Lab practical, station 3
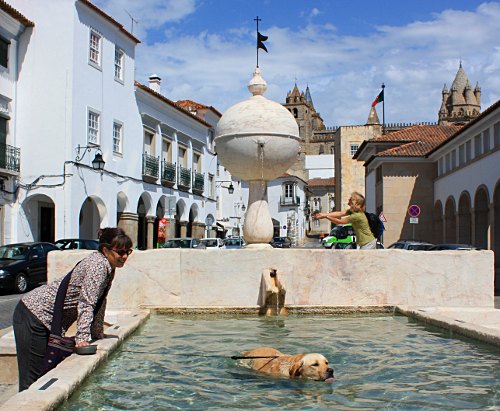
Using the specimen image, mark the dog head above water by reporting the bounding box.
[289,353,335,381]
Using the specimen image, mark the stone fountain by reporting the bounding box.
[215,68,300,246]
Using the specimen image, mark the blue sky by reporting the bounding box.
[95,0,500,126]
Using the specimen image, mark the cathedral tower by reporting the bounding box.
[438,63,481,125]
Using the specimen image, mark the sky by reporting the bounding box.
[94,0,500,127]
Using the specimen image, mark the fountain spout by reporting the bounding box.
[258,268,288,316]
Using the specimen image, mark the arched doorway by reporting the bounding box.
[79,196,106,239]
[153,199,165,248]
[21,194,55,242]
[444,197,456,244]
[474,187,489,250]
[494,182,500,294]
[433,201,443,244]
[458,192,472,244]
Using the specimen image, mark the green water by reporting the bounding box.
[60,314,499,410]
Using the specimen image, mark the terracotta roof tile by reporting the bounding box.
[0,0,34,26]
[307,177,336,187]
[373,125,462,157]
[176,99,222,118]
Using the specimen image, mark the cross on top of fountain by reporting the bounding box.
[215,67,300,246]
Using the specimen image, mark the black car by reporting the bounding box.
[55,238,99,250]
[388,240,434,251]
[427,243,478,251]
[270,237,292,248]
[0,242,59,293]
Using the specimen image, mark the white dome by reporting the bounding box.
[215,68,300,181]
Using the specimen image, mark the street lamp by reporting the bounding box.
[216,180,235,194]
[75,145,106,171]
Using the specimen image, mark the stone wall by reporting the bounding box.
[47,249,495,309]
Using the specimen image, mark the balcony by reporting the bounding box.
[192,171,204,195]
[0,143,20,175]
[142,153,159,183]
[280,195,300,206]
[161,160,176,187]
[177,165,191,191]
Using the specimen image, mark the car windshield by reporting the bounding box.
[225,239,241,246]
[0,245,29,260]
[163,240,192,248]
[202,240,219,247]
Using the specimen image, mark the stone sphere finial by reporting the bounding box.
[248,67,267,96]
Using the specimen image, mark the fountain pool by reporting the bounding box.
[59,313,499,410]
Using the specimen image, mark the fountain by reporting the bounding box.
[258,268,287,316]
[215,67,300,246]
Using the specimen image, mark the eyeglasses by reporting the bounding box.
[111,248,133,257]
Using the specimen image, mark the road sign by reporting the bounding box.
[408,205,421,217]
[379,212,387,222]
[205,215,214,227]
[410,217,419,224]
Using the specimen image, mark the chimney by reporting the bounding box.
[148,74,161,93]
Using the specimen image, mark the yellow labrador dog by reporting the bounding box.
[237,347,335,382]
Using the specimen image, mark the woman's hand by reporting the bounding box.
[75,341,90,347]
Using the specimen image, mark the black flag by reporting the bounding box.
[257,31,268,52]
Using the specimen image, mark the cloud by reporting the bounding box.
[95,1,500,126]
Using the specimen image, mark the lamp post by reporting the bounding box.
[216,180,234,194]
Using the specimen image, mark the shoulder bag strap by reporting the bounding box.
[50,262,81,336]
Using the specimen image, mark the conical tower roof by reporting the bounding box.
[366,106,380,125]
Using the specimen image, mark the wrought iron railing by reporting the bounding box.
[192,171,204,193]
[280,195,300,206]
[142,153,159,179]
[161,160,176,184]
[0,143,20,173]
[178,165,191,188]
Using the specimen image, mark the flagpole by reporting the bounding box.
[381,82,385,134]
[254,16,261,67]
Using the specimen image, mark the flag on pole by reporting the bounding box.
[371,89,384,107]
[257,32,268,52]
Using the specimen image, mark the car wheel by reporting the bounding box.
[15,273,28,293]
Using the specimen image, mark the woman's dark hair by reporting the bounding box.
[98,227,133,252]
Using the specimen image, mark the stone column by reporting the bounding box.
[117,212,138,249]
[179,221,188,237]
[146,215,156,250]
[244,180,273,245]
[470,207,476,245]
[193,222,205,238]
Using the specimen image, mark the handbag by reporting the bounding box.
[42,262,111,374]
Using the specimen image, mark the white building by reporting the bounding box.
[2,0,218,248]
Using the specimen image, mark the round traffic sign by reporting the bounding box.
[205,215,214,226]
[408,205,421,217]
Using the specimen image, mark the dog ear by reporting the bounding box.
[289,356,305,377]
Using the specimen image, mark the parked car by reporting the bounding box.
[427,244,478,251]
[0,242,60,293]
[388,240,434,251]
[199,238,224,248]
[222,237,246,249]
[270,237,292,248]
[55,238,99,250]
[161,238,205,249]
[322,224,356,249]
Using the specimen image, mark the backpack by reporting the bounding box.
[364,212,385,239]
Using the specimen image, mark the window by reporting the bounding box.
[178,146,187,167]
[143,130,154,155]
[445,153,451,172]
[451,150,456,169]
[89,30,101,66]
[494,122,500,148]
[87,110,100,144]
[465,140,472,161]
[208,174,214,198]
[458,144,465,166]
[193,152,201,172]
[162,138,172,162]
[284,183,294,199]
[482,129,491,152]
[438,158,443,176]
[474,134,482,157]
[208,129,215,152]
[376,166,382,183]
[113,122,122,153]
[114,47,124,81]
[350,144,359,157]
[0,37,8,68]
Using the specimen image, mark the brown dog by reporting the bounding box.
[238,347,335,382]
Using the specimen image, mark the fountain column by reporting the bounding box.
[215,67,300,247]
